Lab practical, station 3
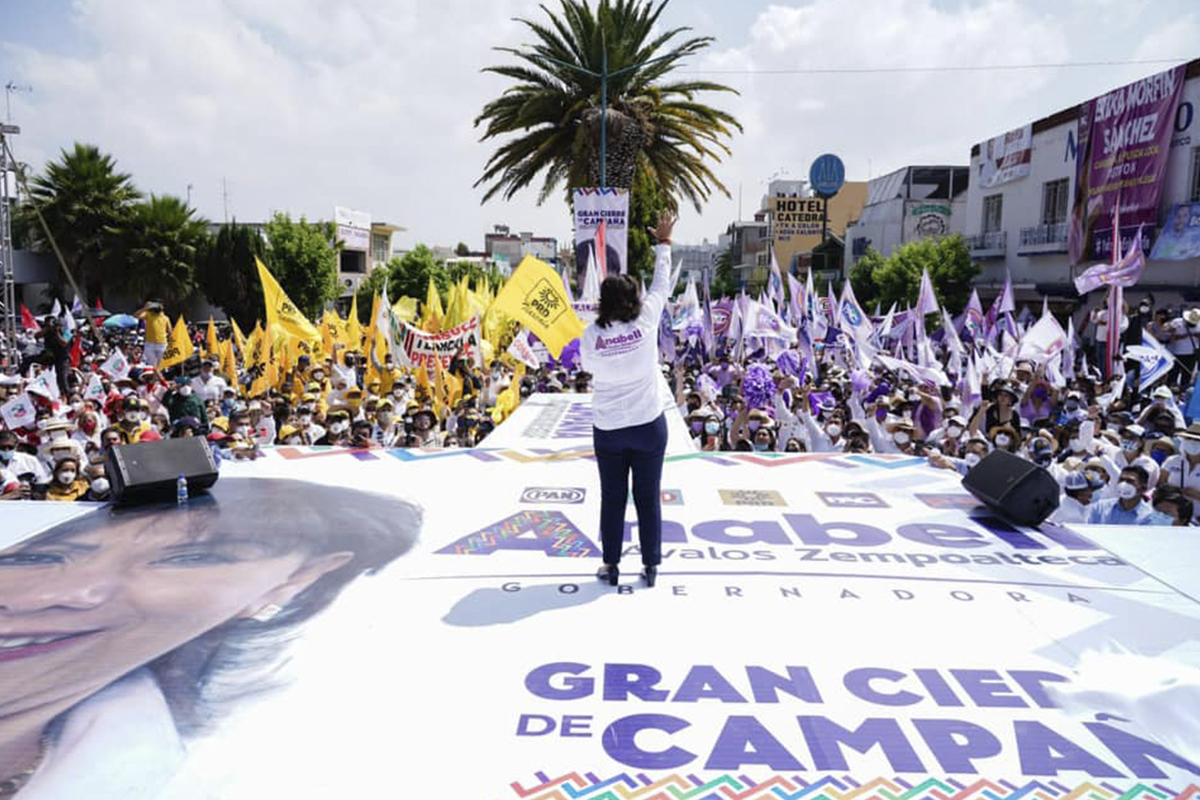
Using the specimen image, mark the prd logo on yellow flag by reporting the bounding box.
[256,257,321,343]
[490,255,582,358]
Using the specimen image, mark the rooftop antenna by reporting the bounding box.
[4,83,31,124]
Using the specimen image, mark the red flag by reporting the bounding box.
[20,304,39,331]
[94,296,103,310]
[69,333,83,368]
[594,219,608,277]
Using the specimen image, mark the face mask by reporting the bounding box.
[379,413,393,424]
[947,425,963,438]
[71,401,84,412]
[826,424,842,438]
[1117,482,1139,500]
[330,422,347,434]
[125,413,140,423]
[393,390,405,399]
[0,450,12,463]
[140,411,149,422]
[690,421,703,434]
[179,385,192,396]
[893,431,911,445]
[313,371,324,381]
[237,425,252,436]
[995,434,1011,447]
[285,436,301,445]
[1150,449,1169,465]
[964,453,981,467]
[704,421,720,435]
[57,471,76,484]
[1065,403,1079,412]
[753,442,770,452]
[1182,440,1200,457]
[300,415,312,425]
[91,478,109,495]
[1121,439,1140,453]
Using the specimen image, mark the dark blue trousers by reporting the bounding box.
[593,413,668,567]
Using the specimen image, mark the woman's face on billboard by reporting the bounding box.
[0,515,350,718]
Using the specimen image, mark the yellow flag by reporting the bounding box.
[489,255,582,358]
[392,296,418,322]
[231,317,248,356]
[421,277,444,333]
[346,294,364,353]
[220,338,238,387]
[491,363,525,424]
[205,317,218,357]
[245,322,266,371]
[256,257,321,342]
[159,317,195,370]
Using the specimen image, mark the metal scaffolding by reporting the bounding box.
[0,124,18,369]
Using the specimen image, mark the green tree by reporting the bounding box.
[848,246,884,310]
[871,235,979,314]
[103,195,208,312]
[711,245,737,299]
[625,166,669,281]
[454,242,471,257]
[22,143,140,297]
[474,0,741,211]
[356,245,450,320]
[197,221,270,329]
[261,212,340,320]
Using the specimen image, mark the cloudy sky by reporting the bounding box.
[2,0,1197,251]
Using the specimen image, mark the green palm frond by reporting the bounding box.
[475,0,739,211]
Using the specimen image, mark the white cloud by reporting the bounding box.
[2,0,1197,252]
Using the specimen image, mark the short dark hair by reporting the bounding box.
[596,274,641,328]
[1120,465,1150,488]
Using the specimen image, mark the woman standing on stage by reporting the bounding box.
[581,211,676,588]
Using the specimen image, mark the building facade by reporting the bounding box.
[674,241,720,285]
[484,224,558,274]
[844,165,969,270]
[963,59,1200,312]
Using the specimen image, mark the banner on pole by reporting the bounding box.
[573,188,629,278]
[388,316,482,371]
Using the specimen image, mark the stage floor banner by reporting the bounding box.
[484,390,696,454]
[1,448,1199,799]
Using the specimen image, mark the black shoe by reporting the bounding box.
[597,564,619,586]
[641,566,657,588]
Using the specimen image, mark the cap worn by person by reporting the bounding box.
[1183,308,1200,326]
[1123,424,1146,439]
[1063,471,1091,492]
[1153,385,1173,400]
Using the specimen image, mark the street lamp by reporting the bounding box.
[525,38,676,189]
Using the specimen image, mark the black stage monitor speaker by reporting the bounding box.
[105,437,219,503]
[961,449,1059,527]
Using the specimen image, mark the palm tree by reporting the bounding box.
[22,143,140,296]
[474,0,741,210]
[105,195,209,310]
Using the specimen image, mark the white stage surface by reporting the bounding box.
[2,396,1200,799]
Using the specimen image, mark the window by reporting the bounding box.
[1041,178,1070,225]
[1191,146,1200,202]
[982,194,1003,233]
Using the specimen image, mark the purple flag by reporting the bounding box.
[1074,225,1146,294]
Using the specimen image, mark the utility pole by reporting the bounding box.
[4,83,31,125]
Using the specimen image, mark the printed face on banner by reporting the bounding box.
[3,423,1200,797]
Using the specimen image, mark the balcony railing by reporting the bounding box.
[1019,222,1068,248]
[968,230,1007,254]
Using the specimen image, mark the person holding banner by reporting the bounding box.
[582,211,676,588]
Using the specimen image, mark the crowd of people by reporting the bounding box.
[2,290,1200,527]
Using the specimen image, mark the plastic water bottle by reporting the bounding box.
[176,474,188,505]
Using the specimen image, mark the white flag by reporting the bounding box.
[506,328,541,369]
[0,392,37,429]
[100,348,130,380]
[1016,314,1068,364]
[26,369,61,403]
[83,372,107,402]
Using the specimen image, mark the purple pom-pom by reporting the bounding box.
[742,363,776,410]
[775,350,801,378]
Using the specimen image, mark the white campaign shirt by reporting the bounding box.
[581,244,673,431]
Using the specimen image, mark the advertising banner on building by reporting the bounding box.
[770,196,826,244]
[2,433,1200,799]
[978,124,1033,189]
[573,188,629,277]
[1068,65,1187,263]
[903,201,953,241]
[1150,201,1200,260]
[334,206,371,251]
